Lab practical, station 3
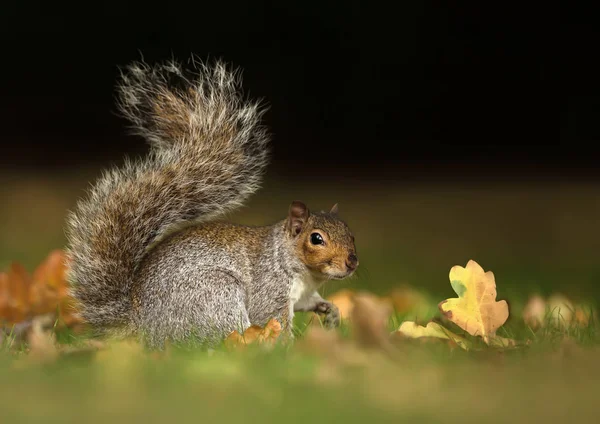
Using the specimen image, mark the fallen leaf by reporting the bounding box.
[523,294,546,330]
[225,318,282,350]
[486,335,518,349]
[394,321,472,350]
[438,260,509,344]
[546,294,574,327]
[0,250,84,330]
[0,263,32,324]
[27,315,59,363]
[326,289,393,324]
[326,289,355,320]
[523,293,597,329]
[350,292,394,349]
[574,303,597,326]
[30,250,69,311]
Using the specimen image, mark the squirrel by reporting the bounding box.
[65,57,359,348]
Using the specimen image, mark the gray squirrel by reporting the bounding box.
[65,57,359,348]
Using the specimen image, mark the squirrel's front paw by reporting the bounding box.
[315,301,340,329]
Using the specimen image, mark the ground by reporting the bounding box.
[1,171,599,423]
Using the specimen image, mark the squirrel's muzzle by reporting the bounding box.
[346,253,359,271]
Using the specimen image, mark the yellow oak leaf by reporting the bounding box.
[438,260,509,344]
[394,321,471,350]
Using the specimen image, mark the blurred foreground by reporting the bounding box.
[1,170,599,423]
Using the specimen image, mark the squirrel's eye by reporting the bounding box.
[310,233,324,245]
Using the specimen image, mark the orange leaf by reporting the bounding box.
[0,262,32,324]
[225,318,282,349]
[29,250,69,316]
[350,292,394,349]
[0,250,84,330]
[326,289,393,323]
[326,289,356,320]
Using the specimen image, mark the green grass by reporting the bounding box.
[1,171,599,422]
[1,315,599,423]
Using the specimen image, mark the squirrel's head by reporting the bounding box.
[285,200,358,280]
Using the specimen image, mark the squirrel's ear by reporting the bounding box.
[287,201,310,236]
[330,203,339,215]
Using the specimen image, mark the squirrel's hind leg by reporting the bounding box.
[134,269,251,349]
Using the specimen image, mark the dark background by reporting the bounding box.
[0,2,588,180]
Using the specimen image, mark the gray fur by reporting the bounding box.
[65,56,357,348]
[133,222,303,348]
[65,58,269,331]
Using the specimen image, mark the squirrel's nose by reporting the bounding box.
[346,253,359,271]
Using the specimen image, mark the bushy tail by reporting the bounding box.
[65,57,270,330]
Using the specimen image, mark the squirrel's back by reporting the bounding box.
[65,57,270,331]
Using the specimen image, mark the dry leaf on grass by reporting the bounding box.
[351,292,394,349]
[326,289,393,323]
[523,293,597,329]
[438,260,510,345]
[522,294,547,330]
[0,262,32,323]
[546,294,575,326]
[326,289,356,320]
[225,318,282,350]
[393,321,472,350]
[574,303,597,326]
[486,335,519,348]
[0,250,83,330]
[10,315,60,368]
[26,315,59,363]
[326,285,428,325]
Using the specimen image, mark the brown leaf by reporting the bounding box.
[225,318,282,350]
[27,315,59,363]
[29,249,69,315]
[326,289,356,320]
[350,292,393,349]
[326,289,394,325]
[574,304,597,326]
[0,262,32,324]
[523,293,597,329]
[0,250,84,331]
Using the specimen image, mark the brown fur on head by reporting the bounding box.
[286,201,358,280]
